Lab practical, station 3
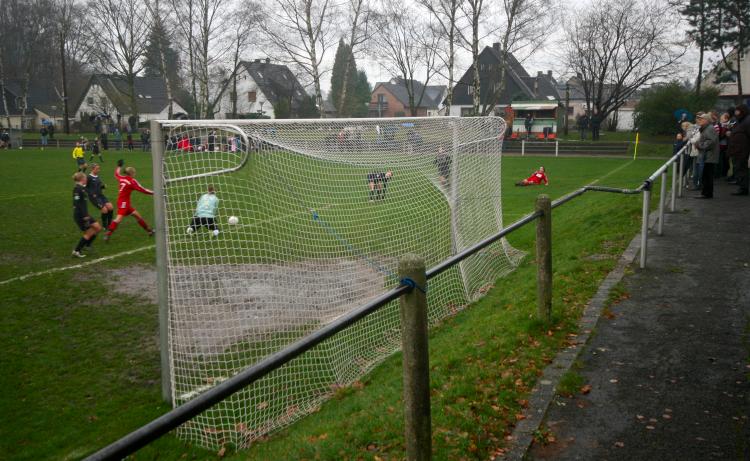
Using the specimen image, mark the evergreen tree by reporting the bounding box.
[143,21,181,87]
[351,70,371,117]
[298,95,321,118]
[329,39,358,117]
[679,0,718,94]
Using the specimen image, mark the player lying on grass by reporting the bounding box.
[72,172,102,258]
[187,185,220,237]
[367,170,393,201]
[515,166,549,186]
[104,159,154,241]
[86,163,114,229]
[72,142,86,172]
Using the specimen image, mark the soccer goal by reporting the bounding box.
[151,116,523,449]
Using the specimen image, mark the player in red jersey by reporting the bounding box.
[103,159,154,241]
[515,166,549,186]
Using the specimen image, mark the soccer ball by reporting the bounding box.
[228,216,239,225]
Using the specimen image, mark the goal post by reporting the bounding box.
[151,116,523,448]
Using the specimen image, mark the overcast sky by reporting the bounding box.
[301,0,715,96]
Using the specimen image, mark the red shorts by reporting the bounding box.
[117,201,135,216]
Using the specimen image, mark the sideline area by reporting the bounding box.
[516,181,750,460]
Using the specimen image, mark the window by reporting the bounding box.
[468,86,474,95]
[248,91,257,102]
[87,97,94,105]
[377,94,385,104]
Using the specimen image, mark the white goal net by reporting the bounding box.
[155,116,523,449]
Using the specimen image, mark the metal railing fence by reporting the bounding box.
[84,138,689,461]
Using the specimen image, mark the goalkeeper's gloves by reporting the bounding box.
[117,159,124,167]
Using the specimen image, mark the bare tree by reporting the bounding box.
[418,0,465,115]
[261,0,337,117]
[145,0,175,119]
[336,0,373,115]
[460,0,486,115]
[564,0,684,122]
[373,1,442,116]
[168,0,199,117]
[55,0,93,132]
[89,0,152,126]
[228,3,262,118]
[0,6,12,129]
[481,0,552,115]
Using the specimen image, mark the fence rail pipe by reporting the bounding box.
[640,188,651,269]
[535,195,552,322]
[399,255,432,461]
[658,171,667,236]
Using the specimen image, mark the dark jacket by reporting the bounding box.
[728,105,750,160]
[697,122,719,164]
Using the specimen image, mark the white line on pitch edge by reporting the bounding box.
[0,245,156,286]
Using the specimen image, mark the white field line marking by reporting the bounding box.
[504,159,636,223]
[587,159,635,186]
[0,245,155,286]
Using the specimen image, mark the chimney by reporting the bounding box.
[265,57,271,64]
[254,58,261,63]
[547,70,553,78]
[492,42,500,51]
[537,71,543,77]
[534,77,539,96]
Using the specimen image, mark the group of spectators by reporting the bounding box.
[674,104,749,198]
[576,113,603,141]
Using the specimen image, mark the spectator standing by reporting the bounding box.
[693,112,719,199]
[126,131,134,151]
[718,112,731,177]
[113,128,122,150]
[39,126,49,150]
[590,113,601,141]
[524,113,534,138]
[578,114,589,140]
[727,104,749,196]
[1,129,12,148]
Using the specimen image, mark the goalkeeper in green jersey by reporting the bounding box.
[187,185,220,237]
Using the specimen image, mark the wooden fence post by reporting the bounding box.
[536,195,552,323]
[399,254,431,461]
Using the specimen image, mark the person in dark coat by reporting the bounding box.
[590,113,601,141]
[693,112,719,199]
[727,104,750,196]
[578,114,589,140]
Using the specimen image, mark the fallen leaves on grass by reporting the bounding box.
[580,384,592,395]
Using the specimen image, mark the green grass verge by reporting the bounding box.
[0,147,665,460]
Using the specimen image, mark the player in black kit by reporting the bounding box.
[72,172,103,258]
[86,163,114,228]
[367,170,393,201]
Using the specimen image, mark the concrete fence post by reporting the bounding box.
[535,195,552,323]
[555,140,559,157]
[521,140,525,156]
[658,171,667,236]
[398,254,432,461]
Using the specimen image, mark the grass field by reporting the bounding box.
[0,145,671,460]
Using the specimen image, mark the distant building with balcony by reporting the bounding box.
[369,78,447,117]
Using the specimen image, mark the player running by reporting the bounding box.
[104,159,154,241]
[86,163,115,229]
[186,185,220,237]
[71,172,102,258]
[515,166,549,186]
[367,170,393,201]
[72,142,86,172]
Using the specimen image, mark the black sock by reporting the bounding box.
[75,237,88,252]
[86,235,97,247]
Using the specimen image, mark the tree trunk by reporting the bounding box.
[338,52,353,116]
[471,9,480,115]
[444,20,455,116]
[305,1,325,118]
[696,43,704,95]
[128,71,139,128]
[20,70,30,131]
[59,31,71,133]
[231,54,239,118]
[0,53,11,129]
[153,0,174,120]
